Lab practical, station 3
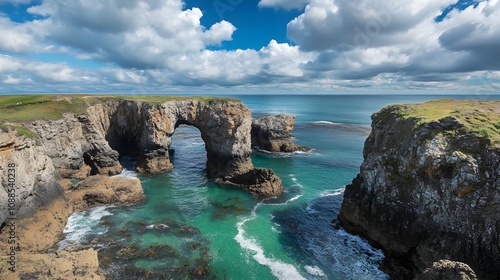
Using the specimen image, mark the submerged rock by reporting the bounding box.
[251,114,310,153]
[338,100,500,279]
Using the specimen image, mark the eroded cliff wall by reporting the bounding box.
[338,100,500,279]
[0,131,62,226]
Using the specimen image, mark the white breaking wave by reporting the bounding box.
[320,187,346,197]
[58,206,114,249]
[264,176,304,206]
[304,265,326,277]
[145,223,170,230]
[113,167,138,179]
[235,204,306,280]
[290,175,303,188]
[312,121,341,126]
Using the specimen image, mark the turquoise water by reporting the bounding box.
[59,94,499,279]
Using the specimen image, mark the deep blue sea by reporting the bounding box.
[59,94,499,279]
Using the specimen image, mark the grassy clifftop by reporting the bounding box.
[0,95,239,122]
[393,99,500,147]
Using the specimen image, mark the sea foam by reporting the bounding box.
[58,206,114,249]
[235,204,307,280]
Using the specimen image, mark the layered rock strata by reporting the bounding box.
[338,100,500,279]
[251,114,310,153]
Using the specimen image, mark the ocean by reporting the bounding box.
[58,94,498,279]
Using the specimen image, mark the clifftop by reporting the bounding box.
[339,99,500,279]
[385,99,500,147]
[0,94,238,121]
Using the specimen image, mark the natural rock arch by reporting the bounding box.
[104,99,254,179]
[27,99,282,197]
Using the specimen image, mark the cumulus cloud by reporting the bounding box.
[0,16,38,53]
[258,0,309,10]
[26,0,237,68]
[438,0,500,70]
[287,0,455,52]
[1,0,500,93]
[289,0,500,82]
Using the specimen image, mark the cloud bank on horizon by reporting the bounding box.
[0,0,499,94]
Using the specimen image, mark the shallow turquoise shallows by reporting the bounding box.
[59,94,498,279]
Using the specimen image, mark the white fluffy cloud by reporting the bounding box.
[1,0,500,93]
[289,0,500,82]
[0,16,38,53]
[26,0,236,68]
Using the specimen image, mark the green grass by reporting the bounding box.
[0,121,39,140]
[0,94,239,122]
[394,99,500,147]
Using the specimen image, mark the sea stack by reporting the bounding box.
[338,100,500,279]
[251,114,310,153]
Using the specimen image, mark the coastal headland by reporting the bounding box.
[339,99,500,279]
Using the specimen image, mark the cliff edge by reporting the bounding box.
[338,99,500,279]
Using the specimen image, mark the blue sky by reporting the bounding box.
[0,0,499,94]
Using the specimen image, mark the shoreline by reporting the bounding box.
[0,176,144,280]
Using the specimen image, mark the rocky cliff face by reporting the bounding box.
[0,130,63,226]
[338,100,500,279]
[251,114,310,153]
[1,97,283,227]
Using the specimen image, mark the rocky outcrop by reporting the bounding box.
[68,175,145,211]
[218,168,283,197]
[338,101,500,279]
[415,260,477,280]
[251,114,310,153]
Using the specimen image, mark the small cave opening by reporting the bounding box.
[106,130,141,158]
[170,124,207,176]
[105,123,142,172]
[83,151,99,175]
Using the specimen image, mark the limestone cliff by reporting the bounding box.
[338,100,500,279]
[0,96,283,227]
[251,114,310,153]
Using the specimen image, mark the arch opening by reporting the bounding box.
[170,124,207,175]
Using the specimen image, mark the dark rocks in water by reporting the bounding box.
[251,114,310,153]
[218,168,283,197]
[338,100,500,279]
[210,201,249,220]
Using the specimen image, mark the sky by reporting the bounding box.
[0,0,499,94]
